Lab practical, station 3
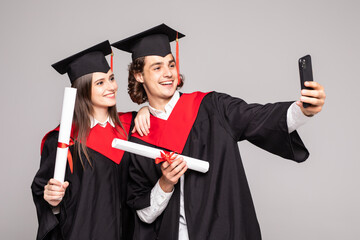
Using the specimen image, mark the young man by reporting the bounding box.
[112,24,326,240]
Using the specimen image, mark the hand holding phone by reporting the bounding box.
[298,55,314,108]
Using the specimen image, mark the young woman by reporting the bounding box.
[31,40,149,240]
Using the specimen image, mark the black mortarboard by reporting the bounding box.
[52,40,112,83]
[111,23,185,61]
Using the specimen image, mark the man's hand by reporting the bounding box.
[159,157,188,193]
[132,106,150,136]
[297,81,326,116]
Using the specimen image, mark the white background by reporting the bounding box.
[0,0,359,239]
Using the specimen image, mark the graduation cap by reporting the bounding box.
[52,40,112,83]
[111,24,185,84]
[111,23,185,61]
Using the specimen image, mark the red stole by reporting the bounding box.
[86,116,129,164]
[41,112,133,166]
[132,92,210,154]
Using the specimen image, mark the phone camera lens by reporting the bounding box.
[301,59,306,69]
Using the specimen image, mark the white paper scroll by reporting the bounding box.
[112,138,209,173]
[53,87,77,182]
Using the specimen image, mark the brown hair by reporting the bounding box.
[71,73,127,169]
[127,55,184,104]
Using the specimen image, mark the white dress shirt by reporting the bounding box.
[137,91,309,240]
[90,116,115,128]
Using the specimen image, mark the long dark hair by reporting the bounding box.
[71,73,127,168]
[127,56,184,104]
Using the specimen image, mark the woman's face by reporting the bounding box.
[91,70,118,113]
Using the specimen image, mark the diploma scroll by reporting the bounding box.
[53,87,77,182]
[112,138,209,173]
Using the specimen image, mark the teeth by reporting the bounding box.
[161,81,172,85]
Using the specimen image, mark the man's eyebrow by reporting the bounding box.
[149,62,163,68]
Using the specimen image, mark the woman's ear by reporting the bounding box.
[134,72,144,83]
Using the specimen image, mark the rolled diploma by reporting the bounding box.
[112,138,209,173]
[53,87,77,182]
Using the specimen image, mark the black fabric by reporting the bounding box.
[31,113,136,240]
[52,40,112,83]
[127,92,309,240]
[111,23,185,61]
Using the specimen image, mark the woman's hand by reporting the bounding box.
[43,178,69,207]
[132,106,151,136]
[159,157,188,193]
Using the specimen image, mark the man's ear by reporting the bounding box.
[134,72,144,83]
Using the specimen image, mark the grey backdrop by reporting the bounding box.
[1,0,359,239]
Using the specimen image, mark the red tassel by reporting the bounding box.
[111,51,114,71]
[176,32,181,86]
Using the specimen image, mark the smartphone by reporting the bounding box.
[298,55,313,108]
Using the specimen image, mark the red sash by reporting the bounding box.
[40,112,133,171]
[132,92,210,153]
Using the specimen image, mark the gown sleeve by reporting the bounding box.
[31,131,64,240]
[126,147,160,211]
[211,91,309,162]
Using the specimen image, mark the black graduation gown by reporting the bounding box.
[31,112,136,240]
[127,92,309,240]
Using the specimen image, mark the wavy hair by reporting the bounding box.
[127,56,184,104]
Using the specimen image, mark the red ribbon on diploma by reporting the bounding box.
[57,139,75,173]
[155,151,177,165]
